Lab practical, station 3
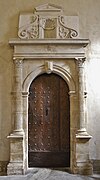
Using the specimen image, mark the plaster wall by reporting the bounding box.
[0,0,100,173]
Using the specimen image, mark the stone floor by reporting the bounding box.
[0,169,100,180]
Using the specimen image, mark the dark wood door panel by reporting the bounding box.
[28,73,70,167]
[29,152,70,167]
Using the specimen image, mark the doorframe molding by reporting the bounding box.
[22,63,76,173]
[22,63,76,93]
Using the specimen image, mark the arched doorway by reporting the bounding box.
[28,73,70,167]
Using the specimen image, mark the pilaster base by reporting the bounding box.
[76,132,93,175]
[7,162,24,175]
[7,132,25,175]
[75,162,93,175]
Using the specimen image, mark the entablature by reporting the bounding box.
[9,38,89,59]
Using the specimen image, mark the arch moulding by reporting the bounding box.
[22,64,76,93]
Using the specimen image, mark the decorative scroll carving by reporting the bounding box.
[58,16,78,38]
[18,4,79,39]
[18,15,39,39]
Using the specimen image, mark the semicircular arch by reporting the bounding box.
[22,64,76,93]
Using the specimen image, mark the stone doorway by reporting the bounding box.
[7,3,93,176]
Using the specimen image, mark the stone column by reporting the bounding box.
[76,58,88,136]
[7,58,25,175]
[13,58,24,134]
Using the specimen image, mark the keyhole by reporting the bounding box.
[46,108,48,116]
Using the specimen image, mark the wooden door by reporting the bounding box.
[28,73,70,167]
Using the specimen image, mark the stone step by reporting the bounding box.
[0,169,99,180]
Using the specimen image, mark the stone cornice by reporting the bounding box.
[9,38,89,60]
[9,38,89,46]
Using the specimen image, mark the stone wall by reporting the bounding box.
[0,0,100,174]
[0,161,8,176]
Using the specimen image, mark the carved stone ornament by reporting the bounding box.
[45,61,53,74]
[75,57,86,67]
[18,15,39,39]
[18,4,79,39]
[58,16,78,38]
[13,58,23,68]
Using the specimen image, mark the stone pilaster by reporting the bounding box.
[13,58,24,134]
[76,58,88,136]
[7,58,25,175]
[75,58,93,175]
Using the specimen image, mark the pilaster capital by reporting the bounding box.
[75,57,86,68]
[13,57,24,68]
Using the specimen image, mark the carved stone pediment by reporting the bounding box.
[18,3,79,39]
[35,3,62,12]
